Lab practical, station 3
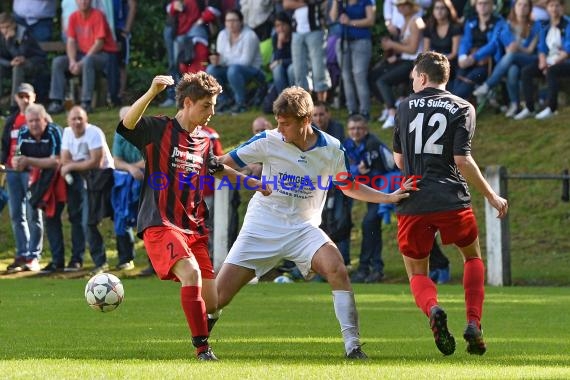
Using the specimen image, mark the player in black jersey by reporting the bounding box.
[393,51,508,356]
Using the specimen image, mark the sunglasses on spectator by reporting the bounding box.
[17,93,30,99]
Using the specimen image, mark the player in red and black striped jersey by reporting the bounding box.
[393,52,508,356]
[117,72,270,361]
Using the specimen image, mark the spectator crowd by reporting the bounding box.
[0,0,569,277]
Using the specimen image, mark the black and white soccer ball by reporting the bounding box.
[85,273,124,312]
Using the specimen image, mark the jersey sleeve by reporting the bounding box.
[116,116,155,152]
[331,145,354,186]
[228,131,267,168]
[453,105,475,156]
[393,104,404,154]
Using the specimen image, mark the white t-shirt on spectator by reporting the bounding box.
[62,124,114,169]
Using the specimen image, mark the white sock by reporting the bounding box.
[332,290,361,354]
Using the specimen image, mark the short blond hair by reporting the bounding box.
[272,86,314,121]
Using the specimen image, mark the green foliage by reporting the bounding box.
[0,280,569,378]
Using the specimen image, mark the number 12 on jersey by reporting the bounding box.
[409,112,447,155]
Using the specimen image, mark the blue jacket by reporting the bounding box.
[537,16,570,55]
[474,20,541,61]
[459,15,505,63]
[112,170,142,235]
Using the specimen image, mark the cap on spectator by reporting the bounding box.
[16,83,35,95]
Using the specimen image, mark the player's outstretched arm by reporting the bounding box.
[342,177,417,204]
[455,154,508,218]
[211,155,271,196]
[122,75,174,130]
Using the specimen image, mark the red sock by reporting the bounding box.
[180,286,209,346]
[463,258,485,327]
[410,275,439,317]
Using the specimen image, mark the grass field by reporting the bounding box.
[1,279,569,379]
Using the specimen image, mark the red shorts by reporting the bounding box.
[397,208,478,260]
[143,226,215,281]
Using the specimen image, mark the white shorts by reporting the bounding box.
[224,221,331,278]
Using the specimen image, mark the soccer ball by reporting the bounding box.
[85,273,124,312]
[273,275,294,283]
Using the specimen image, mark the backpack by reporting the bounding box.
[320,186,352,242]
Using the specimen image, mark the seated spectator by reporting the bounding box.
[312,101,344,141]
[270,11,295,95]
[14,104,66,273]
[514,0,570,120]
[0,13,47,108]
[60,105,114,274]
[47,0,119,114]
[160,0,221,107]
[12,0,57,43]
[472,0,540,117]
[372,0,425,129]
[423,0,462,85]
[206,9,266,115]
[0,83,43,273]
[329,0,376,120]
[451,0,505,99]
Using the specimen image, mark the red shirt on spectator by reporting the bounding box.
[68,8,118,54]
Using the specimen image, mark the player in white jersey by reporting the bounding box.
[209,86,416,359]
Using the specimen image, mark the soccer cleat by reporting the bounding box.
[346,345,368,359]
[430,306,456,356]
[463,322,487,355]
[196,347,218,361]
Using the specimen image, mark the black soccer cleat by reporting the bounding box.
[346,345,368,359]
[430,306,456,356]
[196,347,218,361]
[463,322,487,355]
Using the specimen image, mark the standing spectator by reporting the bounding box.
[207,9,266,114]
[269,11,295,95]
[160,0,221,107]
[514,0,570,120]
[0,83,43,273]
[423,0,462,85]
[0,13,47,107]
[451,0,505,99]
[344,114,395,283]
[117,72,268,360]
[472,0,540,117]
[12,0,57,43]
[211,86,414,359]
[312,101,350,268]
[284,0,331,102]
[113,0,137,100]
[14,104,66,273]
[239,0,275,41]
[329,0,376,120]
[60,105,113,273]
[393,51,508,356]
[47,0,119,114]
[112,106,143,271]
